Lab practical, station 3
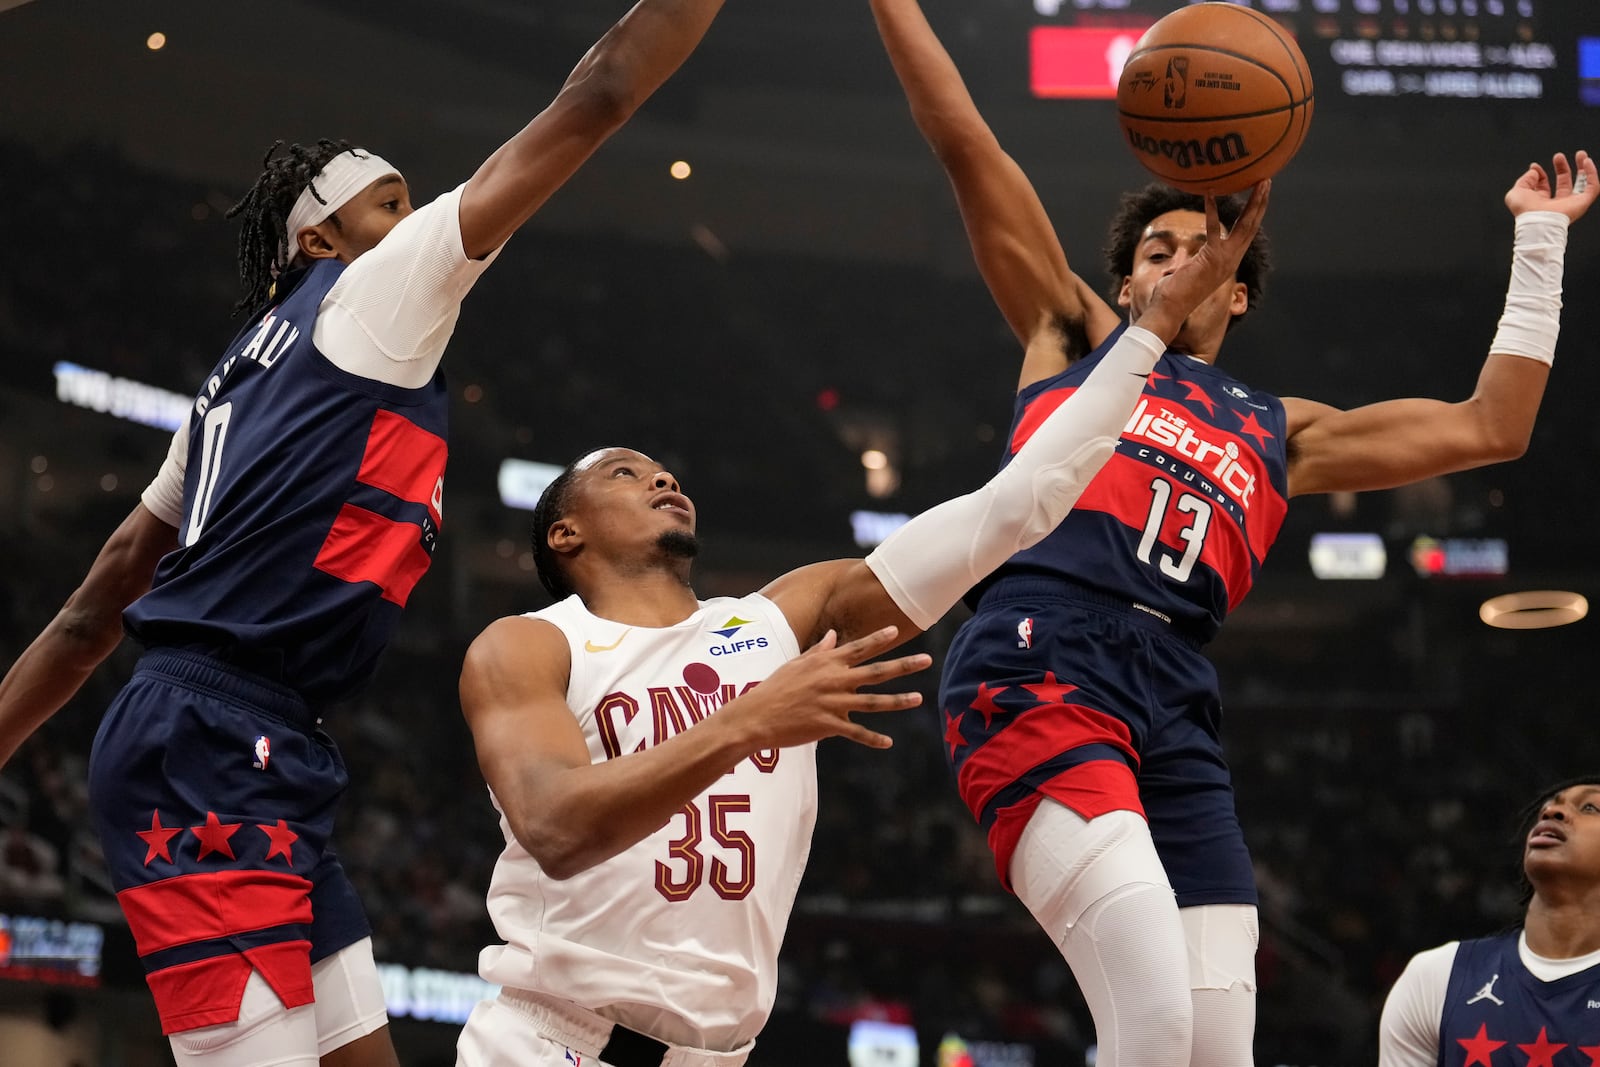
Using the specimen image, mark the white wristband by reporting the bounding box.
[864,326,1164,630]
[1490,211,1569,366]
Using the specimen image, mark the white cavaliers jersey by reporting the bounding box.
[477,593,818,1052]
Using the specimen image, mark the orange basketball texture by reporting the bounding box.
[1116,3,1314,196]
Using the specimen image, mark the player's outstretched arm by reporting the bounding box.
[460,618,927,879]
[867,0,1120,385]
[456,0,726,260]
[765,186,1271,646]
[1284,150,1597,497]
[0,504,177,769]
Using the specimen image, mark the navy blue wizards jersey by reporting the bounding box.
[1439,933,1600,1067]
[125,260,448,704]
[987,324,1289,642]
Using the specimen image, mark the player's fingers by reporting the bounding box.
[809,628,839,653]
[835,723,895,750]
[839,690,924,714]
[1527,162,1550,193]
[1234,179,1271,241]
[1575,151,1595,198]
[1552,153,1573,197]
[1203,195,1222,242]
[832,625,902,664]
[850,651,932,683]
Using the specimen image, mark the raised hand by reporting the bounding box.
[723,626,930,751]
[1153,180,1271,312]
[1505,151,1597,223]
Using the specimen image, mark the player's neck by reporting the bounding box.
[581,566,699,628]
[1524,889,1600,958]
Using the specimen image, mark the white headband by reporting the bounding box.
[279,148,401,268]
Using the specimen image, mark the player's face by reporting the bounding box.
[303,175,413,264]
[1117,209,1247,354]
[568,448,697,551]
[1524,783,1600,887]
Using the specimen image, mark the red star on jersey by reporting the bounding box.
[136,810,182,866]
[1146,368,1170,391]
[258,820,299,865]
[1234,410,1275,449]
[1180,379,1217,415]
[1457,1023,1506,1067]
[1579,1042,1600,1066]
[1022,671,1078,707]
[1518,1027,1567,1067]
[190,811,242,861]
[944,710,968,759]
[971,683,1009,729]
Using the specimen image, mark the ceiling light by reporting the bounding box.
[1479,590,1588,630]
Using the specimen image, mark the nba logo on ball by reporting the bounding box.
[1116,2,1315,195]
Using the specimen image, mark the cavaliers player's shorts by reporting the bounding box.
[87,649,371,1034]
[940,575,1256,908]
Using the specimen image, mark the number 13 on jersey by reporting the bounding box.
[1135,477,1213,583]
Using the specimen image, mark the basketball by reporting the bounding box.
[1116,3,1314,196]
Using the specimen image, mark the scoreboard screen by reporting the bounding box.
[1027,0,1593,106]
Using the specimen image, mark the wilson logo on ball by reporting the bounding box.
[1125,129,1251,171]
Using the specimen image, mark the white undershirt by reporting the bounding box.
[1378,932,1600,1067]
[141,184,498,527]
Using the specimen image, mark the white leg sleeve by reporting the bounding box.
[866,326,1165,630]
[311,937,391,1058]
[1010,800,1193,1067]
[1184,904,1260,1067]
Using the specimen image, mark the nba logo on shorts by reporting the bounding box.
[252,735,271,771]
[564,1051,583,1066]
[1017,617,1034,649]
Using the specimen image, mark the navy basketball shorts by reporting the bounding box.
[86,649,370,1034]
[939,577,1256,908]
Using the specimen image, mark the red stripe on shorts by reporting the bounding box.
[144,939,314,1034]
[955,700,1138,820]
[117,869,313,956]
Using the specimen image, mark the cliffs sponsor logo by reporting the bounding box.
[1125,128,1250,171]
[709,615,769,657]
[1123,397,1257,507]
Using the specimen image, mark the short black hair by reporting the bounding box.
[529,449,612,601]
[1102,183,1272,329]
[225,139,356,318]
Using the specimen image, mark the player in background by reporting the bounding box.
[0,1,729,1063]
[452,181,1267,1067]
[1380,776,1600,1067]
[866,0,1597,1064]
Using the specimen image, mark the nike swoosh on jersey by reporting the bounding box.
[583,630,631,653]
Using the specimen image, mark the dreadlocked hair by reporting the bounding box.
[225,138,355,318]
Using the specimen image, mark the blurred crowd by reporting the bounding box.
[2,137,1592,1066]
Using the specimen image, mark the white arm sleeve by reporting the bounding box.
[864,325,1165,630]
[1490,211,1569,366]
[312,183,503,388]
[139,420,189,529]
[1378,942,1457,1067]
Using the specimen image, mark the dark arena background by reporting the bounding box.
[3,0,1600,1064]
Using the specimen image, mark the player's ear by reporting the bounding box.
[1227,280,1247,317]
[296,224,340,262]
[1116,276,1134,310]
[548,518,581,554]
